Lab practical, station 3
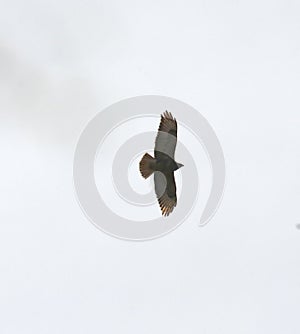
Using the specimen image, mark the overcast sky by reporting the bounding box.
[1,1,300,333]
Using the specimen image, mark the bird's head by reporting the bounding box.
[176,162,184,170]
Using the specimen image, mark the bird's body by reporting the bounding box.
[139,111,183,216]
[154,153,179,172]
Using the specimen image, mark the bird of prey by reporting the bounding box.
[139,111,184,216]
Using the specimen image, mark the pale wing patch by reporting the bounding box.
[154,171,177,217]
[155,111,177,159]
[155,131,177,158]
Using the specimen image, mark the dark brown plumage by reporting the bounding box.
[139,111,184,216]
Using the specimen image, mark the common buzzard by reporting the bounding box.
[139,111,184,216]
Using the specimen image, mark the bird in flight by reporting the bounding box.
[139,111,184,216]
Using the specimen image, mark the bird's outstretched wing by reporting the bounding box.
[154,171,177,216]
[154,111,177,159]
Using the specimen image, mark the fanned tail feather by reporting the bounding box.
[139,153,155,179]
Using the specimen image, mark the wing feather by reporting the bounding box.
[154,111,177,159]
[154,171,177,216]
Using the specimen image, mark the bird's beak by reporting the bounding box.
[178,163,184,169]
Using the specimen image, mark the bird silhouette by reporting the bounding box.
[139,111,184,216]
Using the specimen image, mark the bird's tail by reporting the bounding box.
[139,153,155,179]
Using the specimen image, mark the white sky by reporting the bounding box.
[1,1,300,333]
